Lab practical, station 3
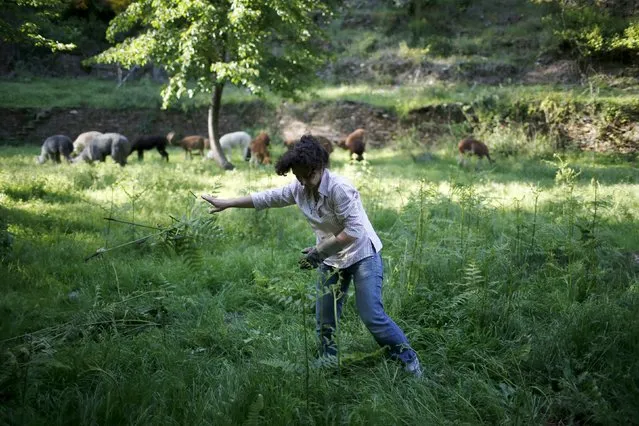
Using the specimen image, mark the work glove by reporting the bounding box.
[299,246,326,270]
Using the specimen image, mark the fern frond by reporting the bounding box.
[312,355,339,370]
[181,242,203,270]
[462,262,484,288]
[93,282,103,307]
[243,394,264,426]
[446,290,479,311]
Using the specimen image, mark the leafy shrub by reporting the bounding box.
[480,123,554,158]
[537,1,639,60]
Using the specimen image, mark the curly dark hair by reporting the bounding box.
[275,134,329,176]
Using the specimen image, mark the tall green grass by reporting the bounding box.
[1,143,638,425]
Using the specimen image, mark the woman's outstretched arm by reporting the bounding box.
[201,194,255,213]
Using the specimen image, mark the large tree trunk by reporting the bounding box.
[207,82,234,170]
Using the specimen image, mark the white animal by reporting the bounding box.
[218,131,252,161]
[72,131,102,155]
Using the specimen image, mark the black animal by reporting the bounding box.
[73,133,131,166]
[36,135,73,164]
[130,133,170,162]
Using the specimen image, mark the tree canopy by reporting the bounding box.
[89,0,335,169]
[0,0,76,51]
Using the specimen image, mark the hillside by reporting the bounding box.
[0,0,599,85]
[1,0,638,156]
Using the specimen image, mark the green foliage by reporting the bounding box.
[244,393,264,426]
[611,21,639,50]
[89,0,335,108]
[0,0,76,51]
[551,154,582,187]
[538,1,639,59]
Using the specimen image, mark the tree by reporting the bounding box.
[0,0,76,51]
[89,0,335,170]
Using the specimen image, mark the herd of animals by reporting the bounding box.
[35,130,272,166]
[35,127,493,167]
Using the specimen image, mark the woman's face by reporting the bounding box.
[292,166,322,191]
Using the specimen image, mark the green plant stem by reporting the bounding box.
[302,290,309,412]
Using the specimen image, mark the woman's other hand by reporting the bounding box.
[299,246,325,269]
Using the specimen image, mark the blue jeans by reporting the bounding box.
[315,252,417,364]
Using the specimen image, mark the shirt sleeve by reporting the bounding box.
[332,184,366,239]
[251,182,297,210]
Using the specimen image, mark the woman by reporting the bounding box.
[201,135,422,377]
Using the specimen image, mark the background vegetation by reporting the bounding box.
[1,0,639,424]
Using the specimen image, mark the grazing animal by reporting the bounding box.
[73,133,131,166]
[249,132,271,166]
[285,135,334,154]
[219,131,252,161]
[168,132,209,159]
[130,133,170,162]
[36,135,73,164]
[338,128,366,161]
[72,131,102,155]
[457,137,493,166]
[314,135,335,155]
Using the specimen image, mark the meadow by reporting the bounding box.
[1,141,638,425]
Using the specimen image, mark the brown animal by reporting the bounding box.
[250,132,271,165]
[338,128,366,161]
[167,132,209,159]
[315,135,334,155]
[285,135,334,154]
[457,137,493,166]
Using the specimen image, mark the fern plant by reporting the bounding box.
[243,393,264,426]
[85,192,222,269]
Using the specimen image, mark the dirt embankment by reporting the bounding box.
[0,101,426,148]
[2,100,638,155]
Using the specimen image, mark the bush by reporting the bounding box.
[537,1,639,60]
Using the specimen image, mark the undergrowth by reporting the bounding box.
[0,143,638,425]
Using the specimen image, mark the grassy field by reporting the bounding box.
[2,77,639,116]
[1,142,638,425]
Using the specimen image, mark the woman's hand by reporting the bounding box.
[201,194,228,213]
[299,246,326,269]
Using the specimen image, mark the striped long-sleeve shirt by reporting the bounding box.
[251,169,382,269]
